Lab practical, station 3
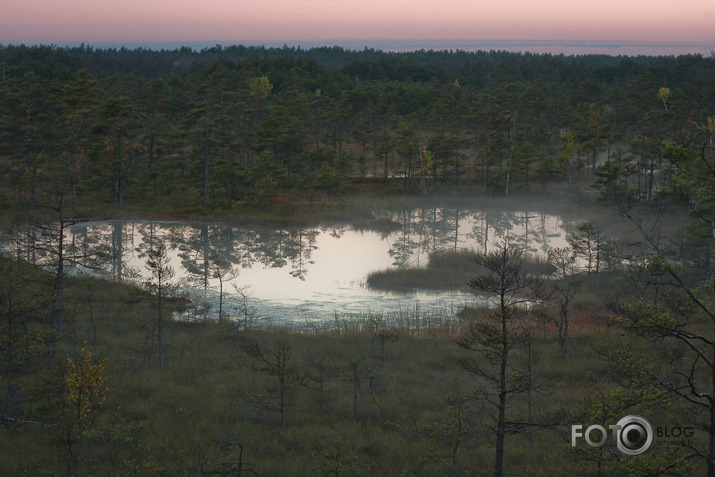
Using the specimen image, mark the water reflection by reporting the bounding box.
[63,207,574,324]
[377,206,572,268]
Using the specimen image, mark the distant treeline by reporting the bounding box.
[1,43,710,82]
[0,43,713,212]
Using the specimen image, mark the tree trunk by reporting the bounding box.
[353,372,359,420]
[485,115,491,188]
[158,278,164,368]
[113,172,123,205]
[112,222,123,280]
[495,360,506,477]
[279,375,287,429]
[203,148,209,208]
[455,157,460,186]
[218,277,223,325]
[495,301,508,477]
[592,135,597,173]
[709,351,715,477]
[54,208,66,334]
[561,327,569,359]
[202,225,209,293]
[5,288,14,417]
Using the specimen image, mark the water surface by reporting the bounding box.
[65,206,577,325]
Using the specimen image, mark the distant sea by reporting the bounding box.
[364,39,715,57]
[92,39,715,57]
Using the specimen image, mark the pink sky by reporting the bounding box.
[2,0,713,45]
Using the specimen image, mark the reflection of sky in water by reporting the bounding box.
[243,230,389,300]
[65,208,573,323]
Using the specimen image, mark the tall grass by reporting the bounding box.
[1,264,705,476]
[367,248,557,293]
[326,305,464,337]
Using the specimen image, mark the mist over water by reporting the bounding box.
[60,205,581,326]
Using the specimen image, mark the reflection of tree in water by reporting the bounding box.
[235,228,260,269]
[171,224,255,293]
[467,210,519,254]
[227,228,257,270]
[558,216,582,240]
[386,207,478,266]
[386,207,448,268]
[233,226,320,280]
[443,207,470,252]
[66,222,117,276]
[68,209,573,299]
[465,208,573,257]
[389,228,418,267]
[134,224,175,267]
[209,225,259,273]
[467,211,489,254]
[426,208,454,253]
[509,211,540,257]
[487,210,520,248]
[408,208,432,265]
[284,228,319,280]
[58,222,331,299]
[214,224,236,263]
[533,212,563,256]
[171,224,213,293]
[323,225,347,240]
[388,208,421,267]
[110,222,125,279]
[141,223,323,283]
[67,224,91,266]
[254,229,288,269]
[68,221,143,280]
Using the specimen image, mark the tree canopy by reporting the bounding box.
[1,44,712,213]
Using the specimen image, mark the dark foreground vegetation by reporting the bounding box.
[1,44,714,476]
[0,254,705,476]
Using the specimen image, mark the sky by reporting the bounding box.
[1,0,713,50]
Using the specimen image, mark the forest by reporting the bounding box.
[1,43,713,212]
[0,44,714,476]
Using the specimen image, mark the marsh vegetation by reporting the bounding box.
[2,254,700,476]
[1,44,714,476]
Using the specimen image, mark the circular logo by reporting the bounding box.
[615,415,653,456]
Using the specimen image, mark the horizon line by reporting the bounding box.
[3,38,713,57]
